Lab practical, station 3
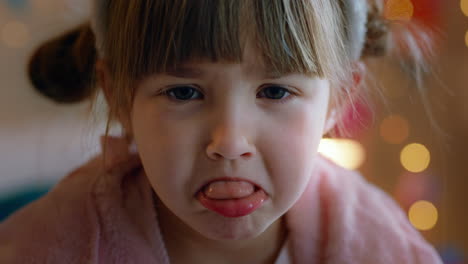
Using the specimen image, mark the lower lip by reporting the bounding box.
[196,188,267,218]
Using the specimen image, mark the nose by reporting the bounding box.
[206,106,255,161]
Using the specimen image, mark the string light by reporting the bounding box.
[465,31,468,48]
[384,0,414,21]
[461,0,468,17]
[408,200,438,231]
[394,171,441,212]
[379,115,409,144]
[463,0,468,48]
[318,139,366,170]
[400,143,430,173]
[1,20,30,48]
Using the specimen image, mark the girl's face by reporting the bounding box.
[130,46,333,241]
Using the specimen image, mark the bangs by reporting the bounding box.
[104,0,350,82]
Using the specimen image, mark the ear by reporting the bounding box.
[322,61,365,136]
[95,59,133,138]
[350,61,365,93]
[95,59,112,104]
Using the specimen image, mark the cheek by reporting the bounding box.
[262,108,325,201]
[131,103,196,197]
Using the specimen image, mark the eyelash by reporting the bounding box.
[158,85,295,104]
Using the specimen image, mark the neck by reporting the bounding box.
[154,195,288,264]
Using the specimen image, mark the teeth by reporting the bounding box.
[203,181,255,199]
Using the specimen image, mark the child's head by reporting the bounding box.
[92,0,369,240]
[28,0,435,242]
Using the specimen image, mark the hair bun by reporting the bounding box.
[362,4,390,58]
[28,23,97,103]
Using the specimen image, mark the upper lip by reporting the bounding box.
[194,176,264,197]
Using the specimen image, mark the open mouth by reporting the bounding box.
[196,180,268,218]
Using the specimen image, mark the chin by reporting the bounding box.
[192,213,271,241]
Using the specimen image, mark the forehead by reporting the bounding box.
[165,41,282,79]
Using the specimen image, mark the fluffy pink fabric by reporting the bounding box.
[0,136,442,263]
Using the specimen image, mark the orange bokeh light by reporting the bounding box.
[384,0,414,21]
[380,115,410,144]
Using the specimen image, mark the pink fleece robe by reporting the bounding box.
[0,136,443,263]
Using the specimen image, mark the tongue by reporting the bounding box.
[203,181,255,199]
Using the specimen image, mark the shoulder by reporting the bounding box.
[315,155,442,264]
[0,156,105,263]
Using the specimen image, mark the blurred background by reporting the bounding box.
[0,0,466,263]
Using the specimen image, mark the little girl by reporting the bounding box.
[1,0,443,263]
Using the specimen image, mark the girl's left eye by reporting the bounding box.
[257,85,294,103]
[160,85,294,104]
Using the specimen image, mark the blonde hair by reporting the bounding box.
[28,0,438,142]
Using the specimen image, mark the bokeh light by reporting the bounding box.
[394,172,429,208]
[384,0,414,21]
[394,171,441,210]
[465,31,468,48]
[318,139,366,170]
[462,0,468,17]
[400,143,430,173]
[439,245,466,264]
[1,20,30,48]
[408,200,438,231]
[380,115,409,144]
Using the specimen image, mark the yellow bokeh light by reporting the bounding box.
[318,139,366,170]
[1,21,30,48]
[380,115,409,144]
[384,0,414,21]
[465,31,468,48]
[408,200,438,231]
[400,143,430,173]
[462,0,468,17]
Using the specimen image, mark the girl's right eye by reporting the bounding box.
[162,86,204,102]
